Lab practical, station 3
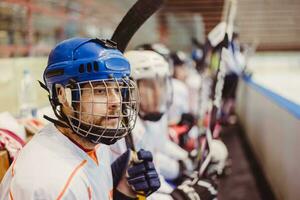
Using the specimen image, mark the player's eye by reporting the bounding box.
[94,88,106,94]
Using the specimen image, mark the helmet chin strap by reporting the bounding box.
[140,112,164,122]
[43,115,69,128]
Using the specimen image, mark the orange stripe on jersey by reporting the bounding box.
[87,150,99,165]
[9,153,19,200]
[11,152,20,177]
[109,189,113,200]
[9,189,14,200]
[87,186,92,200]
[11,160,16,177]
[56,160,87,200]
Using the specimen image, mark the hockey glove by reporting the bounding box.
[111,149,160,197]
[127,149,161,196]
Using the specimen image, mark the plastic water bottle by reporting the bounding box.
[19,69,37,118]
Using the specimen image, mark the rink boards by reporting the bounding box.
[236,76,300,200]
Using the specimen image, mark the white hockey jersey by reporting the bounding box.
[0,124,113,200]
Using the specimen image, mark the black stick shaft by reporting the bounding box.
[111,0,165,52]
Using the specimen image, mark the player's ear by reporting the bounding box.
[56,84,72,107]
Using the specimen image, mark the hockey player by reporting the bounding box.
[0,38,161,200]
[110,50,218,200]
[126,50,194,181]
[169,50,230,179]
[168,51,202,151]
[221,32,246,124]
[134,44,198,180]
[132,46,224,181]
[110,50,186,180]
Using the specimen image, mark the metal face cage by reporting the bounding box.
[64,77,139,144]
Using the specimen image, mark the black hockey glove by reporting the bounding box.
[127,149,160,196]
[111,149,160,197]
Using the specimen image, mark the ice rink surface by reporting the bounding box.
[247,52,300,105]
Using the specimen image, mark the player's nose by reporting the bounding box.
[108,89,121,111]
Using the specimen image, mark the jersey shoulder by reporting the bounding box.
[9,125,90,199]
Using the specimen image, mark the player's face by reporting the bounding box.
[174,65,188,82]
[79,82,122,129]
[138,77,167,114]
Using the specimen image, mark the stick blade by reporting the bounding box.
[111,0,165,52]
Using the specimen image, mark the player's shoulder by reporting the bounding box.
[10,151,89,199]
[15,124,83,166]
[9,124,90,198]
[9,160,89,200]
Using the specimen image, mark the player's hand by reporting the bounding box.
[111,149,160,198]
[127,149,161,196]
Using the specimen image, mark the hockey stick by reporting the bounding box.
[111,0,165,155]
[111,0,165,198]
[111,0,165,53]
[111,0,165,156]
[111,0,165,151]
[209,0,237,131]
[197,0,237,177]
[111,0,164,151]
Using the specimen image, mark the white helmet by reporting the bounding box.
[125,50,172,121]
[125,50,170,80]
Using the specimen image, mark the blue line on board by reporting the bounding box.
[243,75,300,119]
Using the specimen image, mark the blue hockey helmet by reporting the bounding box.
[42,38,139,145]
[44,38,131,97]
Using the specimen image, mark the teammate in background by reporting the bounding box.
[0,38,161,200]
[168,51,202,152]
[221,32,246,124]
[110,50,188,187]
[170,49,230,179]
[110,49,217,200]
[135,44,198,180]
[190,38,214,122]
